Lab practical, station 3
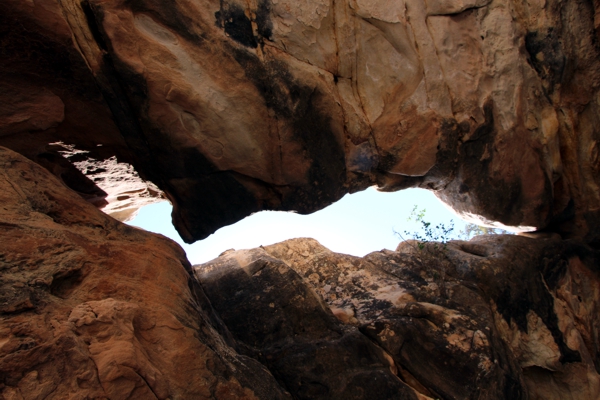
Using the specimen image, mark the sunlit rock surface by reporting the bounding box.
[195,237,600,399]
[0,147,291,399]
[1,0,599,241]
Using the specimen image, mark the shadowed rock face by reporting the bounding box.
[195,237,600,400]
[1,0,599,241]
[194,249,422,400]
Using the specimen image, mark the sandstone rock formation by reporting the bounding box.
[0,147,291,399]
[1,0,599,241]
[195,248,421,399]
[2,145,598,399]
[196,237,600,400]
[2,0,600,398]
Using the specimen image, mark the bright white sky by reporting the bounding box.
[128,187,472,265]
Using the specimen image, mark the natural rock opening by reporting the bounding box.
[128,187,502,264]
[1,0,600,398]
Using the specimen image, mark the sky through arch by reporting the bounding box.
[128,187,474,265]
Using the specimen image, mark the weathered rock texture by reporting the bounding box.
[3,145,599,399]
[2,0,600,398]
[195,237,600,400]
[0,147,291,399]
[1,0,599,241]
[195,249,421,400]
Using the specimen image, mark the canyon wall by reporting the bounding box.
[1,0,599,241]
[196,236,600,399]
[0,147,292,399]
[1,146,599,399]
[1,0,600,398]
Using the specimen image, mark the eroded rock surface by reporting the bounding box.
[195,237,600,399]
[1,0,599,241]
[2,0,600,397]
[0,147,290,399]
[1,144,599,399]
[195,249,422,400]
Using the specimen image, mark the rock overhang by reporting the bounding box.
[0,0,599,244]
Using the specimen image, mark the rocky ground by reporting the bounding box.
[0,147,290,399]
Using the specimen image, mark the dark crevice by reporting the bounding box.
[216,2,257,48]
[427,2,491,16]
[135,372,161,399]
[215,0,273,49]
[50,268,84,299]
[80,0,108,52]
[524,29,566,92]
